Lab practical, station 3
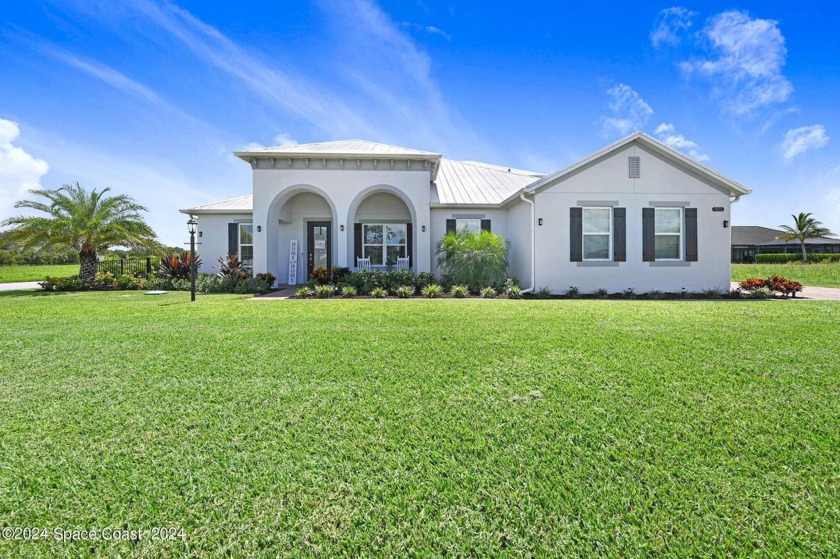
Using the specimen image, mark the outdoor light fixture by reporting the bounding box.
[538,218,543,226]
[257,225,262,232]
[421,225,426,232]
[198,231,203,238]
[340,224,345,232]
[723,220,729,228]
[187,216,198,302]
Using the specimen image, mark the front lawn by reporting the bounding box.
[0,264,78,283]
[0,292,838,556]
[732,262,840,288]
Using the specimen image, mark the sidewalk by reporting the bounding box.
[0,281,40,292]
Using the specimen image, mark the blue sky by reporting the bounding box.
[1,0,838,245]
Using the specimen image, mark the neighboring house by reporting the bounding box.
[181,132,751,292]
[731,226,840,262]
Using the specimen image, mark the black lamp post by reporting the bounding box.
[187,216,197,302]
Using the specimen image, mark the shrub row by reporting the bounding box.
[295,282,521,299]
[754,253,840,263]
[39,270,277,295]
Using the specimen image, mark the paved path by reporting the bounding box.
[0,281,40,292]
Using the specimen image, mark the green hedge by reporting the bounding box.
[755,253,840,264]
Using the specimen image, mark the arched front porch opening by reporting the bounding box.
[346,186,417,271]
[266,186,337,285]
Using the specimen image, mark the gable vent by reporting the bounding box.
[629,156,640,178]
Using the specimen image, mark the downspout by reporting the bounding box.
[519,191,536,293]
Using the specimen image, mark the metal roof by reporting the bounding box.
[234,139,441,158]
[180,194,253,214]
[758,236,840,246]
[432,158,543,205]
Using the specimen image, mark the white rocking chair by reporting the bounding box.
[356,257,372,271]
[395,257,410,271]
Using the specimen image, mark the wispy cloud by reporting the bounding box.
[781,125,830,162]
[401,22,452,42]
[654,123,709,161]
[241,133,299,151]
[650,7,696,48]
[679,10,793,115]
[601,84,654,137]
[0,119,49,215]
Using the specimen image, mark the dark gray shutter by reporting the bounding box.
[570,207,582,262]
[406,223,413,266]
[446,219,456,235]
[685,208,698,262]
[354,223,363,263]
[481,219,491,233]
[642,208,655,262]
[613,207,626,262]
[228,223,238,257]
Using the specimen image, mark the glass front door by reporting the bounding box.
[307,221,331,278]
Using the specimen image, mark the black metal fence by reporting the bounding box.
[96,257,159,276]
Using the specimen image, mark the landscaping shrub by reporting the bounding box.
[394,285,414,298]
[294,286,313,298]
[331,266,351,283]
[160,252,201,279]
[593,287,609,299]
[436,230,509,292]
[421,284,443,298]
[217,253,250,281]
[506,285,522,299]
[739,276,803,298]
[565,286,580,299]
[196,274,237,294]
[535,286,553,299]
[310,267,330,285]
[479,286,496,298]
[646,290,665,300]
[755,253,840,264]
[255,272,276,288]
[340,286,357,298]
[416,272,437,289]
[313,284,335,298]
[449,284,469,298]
[370,287,388,298]
[623,287,636,299]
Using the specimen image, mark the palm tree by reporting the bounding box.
[1,183,160,280]
[777,212,835,263]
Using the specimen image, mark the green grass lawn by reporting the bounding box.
[0,292,838,557]
[0,264,78,283]
[732,262,840,288]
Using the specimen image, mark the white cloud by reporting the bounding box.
[680,10,793,114]
[654,122,709,162]
[0,119,49,216]
[273,133,298,147]
[401,22,452,42]
[781,125,830,162]
[651,7,696,48]
[601,84,654,137]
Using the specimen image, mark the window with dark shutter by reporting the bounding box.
[685,208,698,262]
[642,208,655,261]
[445,219,456,235]
[613,207,626,262]
[480,219,491,233]
[228,223,239,257]
[569,207,583,262]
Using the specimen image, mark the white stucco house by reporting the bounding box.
[180,132,751,292]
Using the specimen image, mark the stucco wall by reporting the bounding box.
[532,143,732,293]
[193,213,251,275]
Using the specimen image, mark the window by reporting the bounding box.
[455,218,482,234]
[582,208,611,260]
[363,223,407,266]
[239,224,254,267]
[654,208,682,260]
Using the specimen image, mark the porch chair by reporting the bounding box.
[395,257,410,271]
[356,257,372,272]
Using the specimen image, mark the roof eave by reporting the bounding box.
[179,208,253,215]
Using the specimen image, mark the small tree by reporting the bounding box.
[777,212,835,263]
[1,183,159,280]
[436,230,509,292]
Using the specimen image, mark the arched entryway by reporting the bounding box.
[265,186,337,284]
[346,186,417,271]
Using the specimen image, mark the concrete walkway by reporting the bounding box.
[0,281,40,292]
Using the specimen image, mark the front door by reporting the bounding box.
[307,221,331,278]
